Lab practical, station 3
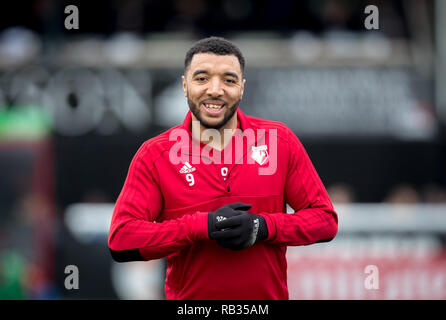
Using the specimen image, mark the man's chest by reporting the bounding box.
[155,146,286,212]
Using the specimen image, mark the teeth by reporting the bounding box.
[205,103,222,109]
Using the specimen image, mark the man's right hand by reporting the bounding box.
[208,203,252,240]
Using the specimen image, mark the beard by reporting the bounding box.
[187,96,241,130]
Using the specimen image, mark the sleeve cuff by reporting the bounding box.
[190,211,210,241]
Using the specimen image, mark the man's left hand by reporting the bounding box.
[211,210,268,250]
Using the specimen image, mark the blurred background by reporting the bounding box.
[0,0,445,299]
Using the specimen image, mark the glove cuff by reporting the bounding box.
[256,215,268,242]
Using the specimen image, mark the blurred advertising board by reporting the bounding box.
[0,66,436,140]
[287,204,446,299]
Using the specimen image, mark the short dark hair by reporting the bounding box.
[184,36,245,74]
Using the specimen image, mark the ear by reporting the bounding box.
[241,78,246,99]
[182,75,187,97]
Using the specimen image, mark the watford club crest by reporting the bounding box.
[251,145,269,165]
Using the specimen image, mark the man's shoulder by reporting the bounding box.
[144,125,182,146]
[137,125,183,160]
[246,114,295,142]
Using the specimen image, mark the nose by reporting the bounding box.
[206,77,224,97]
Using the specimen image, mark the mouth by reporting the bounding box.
[201,102,225,115]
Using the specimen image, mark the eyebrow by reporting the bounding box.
[192,69,209,77]
[223,71,239,80]
[192,69,240,80]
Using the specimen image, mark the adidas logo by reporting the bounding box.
[179,161,196,174]
[216,216,227,222]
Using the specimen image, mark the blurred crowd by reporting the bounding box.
[0,194,56,299]
[0,0,409,37]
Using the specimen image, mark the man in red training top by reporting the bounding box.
[108,36,338,300]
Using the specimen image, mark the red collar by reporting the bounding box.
[179,108,265,160]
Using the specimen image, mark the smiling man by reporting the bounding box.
[183,39,246,151]
[108,37,338,300]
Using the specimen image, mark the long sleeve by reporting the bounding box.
[107,142,208,262]
[260,129,338,246]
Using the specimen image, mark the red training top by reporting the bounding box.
[108,108,338,299]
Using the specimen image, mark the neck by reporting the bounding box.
[191,113,238,151]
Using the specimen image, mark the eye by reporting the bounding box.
[225,78,236,84]
[195,76,207,82]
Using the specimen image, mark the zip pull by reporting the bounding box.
[226,185,230,193]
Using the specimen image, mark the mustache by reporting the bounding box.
[200,99,227,105]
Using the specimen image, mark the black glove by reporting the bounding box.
[211,204,268,251]
[208,203,252,239]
